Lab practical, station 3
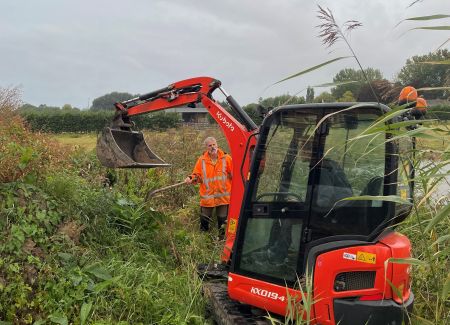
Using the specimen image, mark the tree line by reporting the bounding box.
[20,109,180,133]
[19,49,449,132]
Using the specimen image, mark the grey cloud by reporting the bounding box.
[0,0,448,108]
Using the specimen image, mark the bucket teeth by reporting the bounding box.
[96,127,170,168]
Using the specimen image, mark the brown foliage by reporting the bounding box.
[316,5,362,48]
[0,88,73,183]
[357,79,401,104]
[0,86,22,116]
[57,220,86,244]
[0,116,73,182]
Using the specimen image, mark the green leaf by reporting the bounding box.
[411,25,450,31]
[432,234,450,246]
[425,203,450,232]
[23,172,38,184]
[367,119,436,134]
[80,301,93,325]
[57,252,73,262]
[436,38,450,51]
[48,313,68,325]
[410,315,435,325]
[0,321,13,325]
[357,107,411,137]
[93,275,121,293]
[313,80,359,88]
[442,276,450,300]
[273,56,352,85]
[394,14,450,28]
[340,195,412,205]
[385,257,426,266]
[417,86,450,92]
[405,14,450,22]
[33,321,45,325]
[385,278,403,303]
[71,274,83,286]
[84,263,112,280]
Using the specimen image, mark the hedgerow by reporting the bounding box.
[20,110,181,133]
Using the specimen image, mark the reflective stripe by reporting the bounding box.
[202,157,228,188]
[201,159,209,191]
[204,176,226,182]
[201,192,230,199]
[222,157,226,188]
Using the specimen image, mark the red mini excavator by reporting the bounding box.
[97,77,416,325]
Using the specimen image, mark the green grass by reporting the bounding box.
[52,133,98,151]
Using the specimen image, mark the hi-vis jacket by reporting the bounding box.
[191,149,232,207]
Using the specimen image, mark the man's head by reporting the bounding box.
[398,86,418,107]
[204,137,218,157]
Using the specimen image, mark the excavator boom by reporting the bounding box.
[96,76,258,262]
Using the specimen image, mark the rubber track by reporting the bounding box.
[203,282,273,325]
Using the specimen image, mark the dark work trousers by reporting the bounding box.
[200,205,228,238]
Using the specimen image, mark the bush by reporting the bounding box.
[0,116,71,183]
[20,110,181,133]
[427,104,450,120]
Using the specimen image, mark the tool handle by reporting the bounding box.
[145,181,186,201]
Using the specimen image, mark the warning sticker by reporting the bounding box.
[228,218,237,234]
[343,252,356,261]
[357,251,376,264]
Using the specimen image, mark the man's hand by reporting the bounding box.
[185,176,193,184]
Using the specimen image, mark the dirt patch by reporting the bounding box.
[57,220,85,244]
[23,263,38,286]
[22,238,45,259]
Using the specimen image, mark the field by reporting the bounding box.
[50,121,450,157]
[51,133,98,152]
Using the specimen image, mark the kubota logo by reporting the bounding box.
[250,287,285,302]
[216,112,235,131]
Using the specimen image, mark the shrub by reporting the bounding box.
[0,116,72,183]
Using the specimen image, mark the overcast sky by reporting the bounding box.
[1,0,449,108]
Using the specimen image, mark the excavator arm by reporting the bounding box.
[96,76,258,263]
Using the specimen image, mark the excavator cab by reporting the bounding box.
[228,103,415,324]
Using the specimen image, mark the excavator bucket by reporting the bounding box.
[96,127,170,168]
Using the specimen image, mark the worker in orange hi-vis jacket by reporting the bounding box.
[398,86,428,118]
[185,136,232,238]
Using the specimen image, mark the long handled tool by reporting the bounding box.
[145,181,187,201]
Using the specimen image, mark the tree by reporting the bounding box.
[338,91,355,102]
[0,86,22,115]
[306,86,315,103]
[313,91,335,103]
[258,94,305,108]
[242,95,306,125]
[397,49,450,99]
[357,79,398,103]
[37,104,60,111]
[331,68,383,100]
[90,92,135,111]
[19,103,38,113]
[242,103,262,125]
